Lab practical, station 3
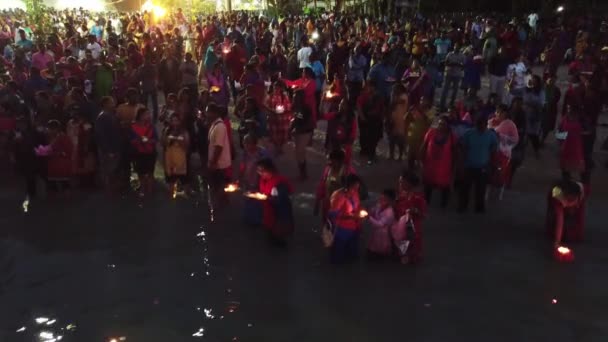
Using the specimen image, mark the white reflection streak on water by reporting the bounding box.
[35,317,49,324]
[16,326,26,332]
[192,328,205,337]
[204,308,215,319]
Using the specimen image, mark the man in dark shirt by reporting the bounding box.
[95,96,122,193]
[488,48,510,102]
[137,56,159,121]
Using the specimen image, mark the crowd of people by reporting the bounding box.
[0,7,605,263]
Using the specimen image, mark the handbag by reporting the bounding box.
[321,218,336,248]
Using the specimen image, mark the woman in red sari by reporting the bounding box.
[256,158,294,246]
[282,67,318,124]
[557,105,585,180]
[314,149,355,221]
[46,120,73,194]
[130,108,158,196]
[325,99,357,166]
[546,177,588,246]
[266,82,292,154]
[392,170,427,264]
[420,115,455,208]
[487,104,519,199]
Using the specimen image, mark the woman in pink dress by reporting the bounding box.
[366,189,396,259]
[557,105,585,179]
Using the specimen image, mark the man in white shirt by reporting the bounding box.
[86,35,102,59]
[528,13,539,33]
[206,103,232,203]
[297,39,312,70]
[505,56,528,105]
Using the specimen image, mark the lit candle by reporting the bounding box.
[325,91,334,99]
[224,183,239,192]
[359,210,368,218]
[554,245,574,262]
[275,105,285,114]
[223,48,230,54]
[210,86,220,93]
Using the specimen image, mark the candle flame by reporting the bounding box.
[557,246,571,254]
[359,210,368,218]
[325,91,334,98]
[245,192,267,200]
[224,183,239,192]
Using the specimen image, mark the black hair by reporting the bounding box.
[555,177,582,198]
[382,188,396,202]
[400,169,420,187]
[47,119,62,131]
[497,104,509,113]
[256,158,277,173]
[100,96,114,107]
[345,174,361,188]
[135,107,148,121]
